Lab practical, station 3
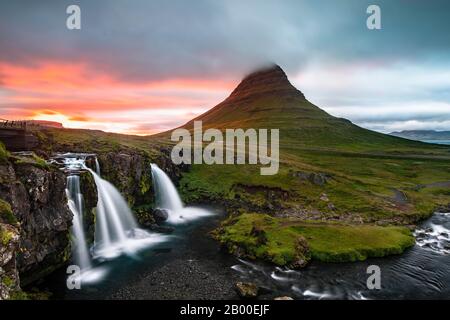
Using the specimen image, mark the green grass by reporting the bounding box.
[291,223,414,262]
[215,213,415,266]
[0,198,17,225]
[180,149,450,223]
[214,213,311,266]
[0,224,16,246]
[0,142,8,163]
[33,127,167,157]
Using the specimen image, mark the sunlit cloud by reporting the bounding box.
[1,0,450,134]
[0,61,232,134]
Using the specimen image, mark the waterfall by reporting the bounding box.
[150,163,213,224]
[95,157,101,175]
[150,163,183,211]
[85,166,168,260]
[86,168,141,258]
[57,153,168,275]
[66,175,92,270]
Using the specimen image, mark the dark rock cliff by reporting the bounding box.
[0,153,72,297]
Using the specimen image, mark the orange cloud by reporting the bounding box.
[0,61,232,134]
[68,115,92,122]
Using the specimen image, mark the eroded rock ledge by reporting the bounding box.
[0,150,72,299]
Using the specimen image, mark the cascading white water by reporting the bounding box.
[85,166,169,259]
[86,168,138,254]
[95,157,101,175]
[150,163,183,211]
[66,175,92,270]
[56,153,169,283]
[150,163,213,224]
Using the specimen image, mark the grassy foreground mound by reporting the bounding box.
[214,213,415,266]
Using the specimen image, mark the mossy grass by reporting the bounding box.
[0,142,9,163]
[0,198,17,225]
[216,213,415,266]
[13,152,50,169]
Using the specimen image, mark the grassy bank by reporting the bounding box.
[214,213,415,266]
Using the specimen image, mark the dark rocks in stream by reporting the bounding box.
[274,296,294,300]
[153,208,169,224]
[147,224,175,234]
[235,282,259,298]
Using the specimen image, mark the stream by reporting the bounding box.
[39,153,450,299]
[38,211,449,300]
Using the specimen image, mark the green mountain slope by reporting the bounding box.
[182,64,442,154]
[170,65,450,266]
[175,65,450,264]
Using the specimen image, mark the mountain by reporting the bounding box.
[177,64,450,225]
[181,64,432,152]
[3,64,450,273]
[390,130,450,141]
[177,65,450,266]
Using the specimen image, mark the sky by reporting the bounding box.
[1,0,450,135]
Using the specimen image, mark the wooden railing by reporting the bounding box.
[0,119,42,131]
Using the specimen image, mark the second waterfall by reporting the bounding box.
[150,163,213,224]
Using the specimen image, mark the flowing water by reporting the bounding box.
[230,212,450,299]
[56,154,169,285]
[150,163,213,224]
[87,167,167,260]
[95,157,101,175]
[66,175,91,271]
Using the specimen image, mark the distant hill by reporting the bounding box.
[27,120,63,128]
[390,130,450,141]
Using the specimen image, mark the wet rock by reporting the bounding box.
[153,208,169,224]
[274,296,294,300]
[148,225,175,234]
[0,155,72,287]
[0,223,20,300]
[235,281,259,298]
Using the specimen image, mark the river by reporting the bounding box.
[38,210,449,300]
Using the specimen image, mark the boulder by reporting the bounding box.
[292,171,331,186]
[235,281,259,298]
[153,208,169,224]
[274,296,294,300]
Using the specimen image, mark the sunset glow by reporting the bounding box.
[0,61,234,134]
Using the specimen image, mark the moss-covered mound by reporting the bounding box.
[214,213,415,267]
